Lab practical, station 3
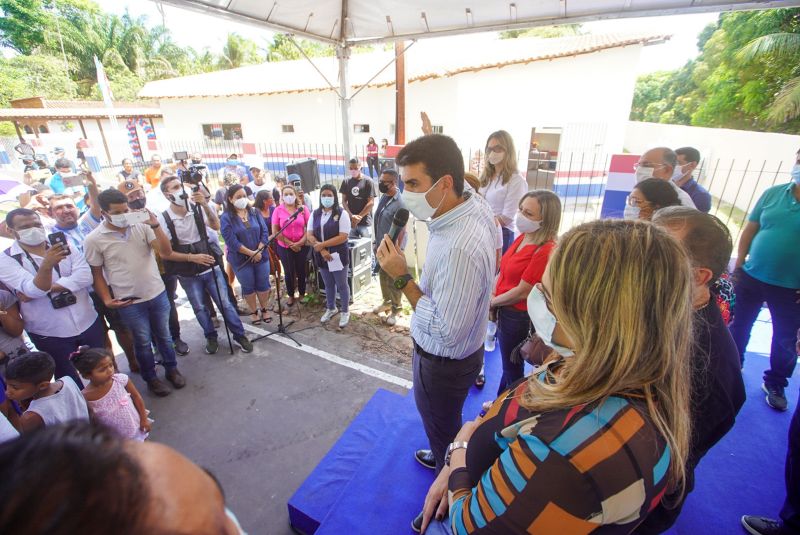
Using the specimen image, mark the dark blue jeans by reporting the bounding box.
[117,291,178,382]
[729,270,800,388]
[496,306,531,395]
[178,268,245,339]
[782,391,800,532]
[28,315,106,389]
[501,227,514,254]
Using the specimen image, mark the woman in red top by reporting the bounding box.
[366,137,379,179]
[491,190,561,394]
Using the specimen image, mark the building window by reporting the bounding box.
[202,123,243,141]
[354,124,370,133]
[38,124,49,134]
[282,124,295,133]
[432,125,444,134]
[24,125,34,134]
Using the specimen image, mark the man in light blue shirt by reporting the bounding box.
[729,149,800,412]
[377,134,495,532]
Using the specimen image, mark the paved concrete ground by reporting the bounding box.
[119,299,409,535]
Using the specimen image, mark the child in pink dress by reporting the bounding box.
[70,347,151,441]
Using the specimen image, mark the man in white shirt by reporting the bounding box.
[635,147,697,208]
[0,208,106,388]
[248,168,272,195]
[83,189,186,397]
[376,134,495,532]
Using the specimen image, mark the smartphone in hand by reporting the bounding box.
[48,231,70,255]
[125,211,151,225]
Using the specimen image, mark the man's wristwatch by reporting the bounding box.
[445,441,469,467]
[393,273,413,290]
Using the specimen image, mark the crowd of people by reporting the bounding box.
[0,130,798,535]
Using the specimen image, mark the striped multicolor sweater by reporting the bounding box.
[449,379,671,534]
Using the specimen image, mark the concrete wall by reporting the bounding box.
[624,121,800,207]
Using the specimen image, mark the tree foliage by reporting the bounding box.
[630,8,800,133]
[500,24,583,39]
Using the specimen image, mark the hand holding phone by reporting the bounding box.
[48,232,71,255]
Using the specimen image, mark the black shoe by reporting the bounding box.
[165,369,186,389]
[205,337,219,355]
[147,378,171,397]
[741,515,787,535]
[174,338,190,356]
[763,383,788,411]
[475,373,485,388]
[233,334,253,353]
[411,511,423,533]
[414,449,436,470]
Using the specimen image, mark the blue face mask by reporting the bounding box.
[527,285,574,357]
[227,160,239,167]
[791,164,800,185]
[321,196,334,208]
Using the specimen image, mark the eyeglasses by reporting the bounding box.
[486,145,505,153]
[632,162,667,171]
[625,195,646,207]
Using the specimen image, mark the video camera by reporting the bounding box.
[49,289,77,309]
[174,150,206,185]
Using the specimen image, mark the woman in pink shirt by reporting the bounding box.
[271,185,311,305]
[366,137,379,179]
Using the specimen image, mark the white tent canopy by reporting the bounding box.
[149,0,800,157]
[153,0,796,45]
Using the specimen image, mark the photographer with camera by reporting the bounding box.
[158,175,253,354]
[0,208,105,388]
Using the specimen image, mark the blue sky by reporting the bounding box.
[97,1,718,74]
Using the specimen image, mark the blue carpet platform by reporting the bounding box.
[289,310,797,534]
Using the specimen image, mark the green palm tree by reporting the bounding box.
[738,32,800,124]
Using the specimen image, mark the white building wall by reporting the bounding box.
[155,43,644,160]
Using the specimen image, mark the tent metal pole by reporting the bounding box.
[337,44,352,162]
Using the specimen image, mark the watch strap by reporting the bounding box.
[445,441,469,466]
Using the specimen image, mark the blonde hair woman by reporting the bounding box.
[419,219,693,535]
[490,190,562,393]
[478,130,528,253]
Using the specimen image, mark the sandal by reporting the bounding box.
[250,312,262,325]
[260,308,273,324]
[286,297,295,306]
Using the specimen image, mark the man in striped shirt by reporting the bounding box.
[376,134,496,532]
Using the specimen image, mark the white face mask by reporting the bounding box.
[515,212,541,234]
[527,285,574,357]
[169,188,191,206]
[635,166,655,182]
[16,226,47,246]
[487,151,505,166]
[283,194,296,205]
[233,197,249,210]
[402,178,443,221]
[107,213,130,228]
[671,164,687,183]
[791,164,800,185]
[623,205,640,220]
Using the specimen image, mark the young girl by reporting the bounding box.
[70,347,151,441]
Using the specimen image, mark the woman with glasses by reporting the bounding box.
[478,130,528,253]
[490,190,561,394]
[624,177,681,221]
[418,220,694,535]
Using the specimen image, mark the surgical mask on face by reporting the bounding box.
[515,212,541,234]
[107,213,130,228]
[283,194,296,205]
[635,166,655,182]
[527,285,574,357]
[128,198,146,210]
[623,205,640,220]
[349,169,360,178]
[227,160,238,167]
[487,151,505,166]
[671,164,687,182]
[169,189,191,206]
[402,178,443,221]
[16,226,47,246]
[791,164,800,185]
[320,196,334,208]
[233,198,249,210]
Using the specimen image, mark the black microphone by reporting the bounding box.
[291,207,304,217]
[388,208,409,242]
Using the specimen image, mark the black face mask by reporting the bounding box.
[191,159,202,164]
[378,182,390,194]
[128,198,146,210]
